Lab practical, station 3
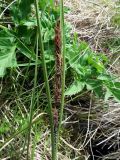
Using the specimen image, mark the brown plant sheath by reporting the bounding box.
[54,19,61,130]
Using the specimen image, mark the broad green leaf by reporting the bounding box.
[97,74,113,81]
[105,89,112,101]
[104,81,120,89]
[23,19,37,27]
[0,46,17,67]
[0,46,17,77]
[104,81,120,101]
[0,30,17,76]
[17,40,36,61]
[65,81,85,96]
[16,25,34,44]
[11,0,34,24]
[0,29,14,39]
[113,82,120,88]
[88,54,105,73]
[66,41,90,66]
[0,30,15,49]
[85,79,103,97]
[108,87,120,102]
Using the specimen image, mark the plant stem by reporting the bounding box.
[55,0,66,157]
[59,0,66,131]
[26,32,39,160]
[34,0,56,160]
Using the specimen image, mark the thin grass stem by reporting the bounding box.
[34,1,57,160]
[26,32,39,160]
[59,0,66,133]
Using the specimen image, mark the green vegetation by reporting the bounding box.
[0,0,120,159]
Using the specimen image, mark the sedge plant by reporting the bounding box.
[55,0,66,158]
[34,0,65,160]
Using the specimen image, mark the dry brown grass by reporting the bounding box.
[65,0,119,48]
[62,1,120,159]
